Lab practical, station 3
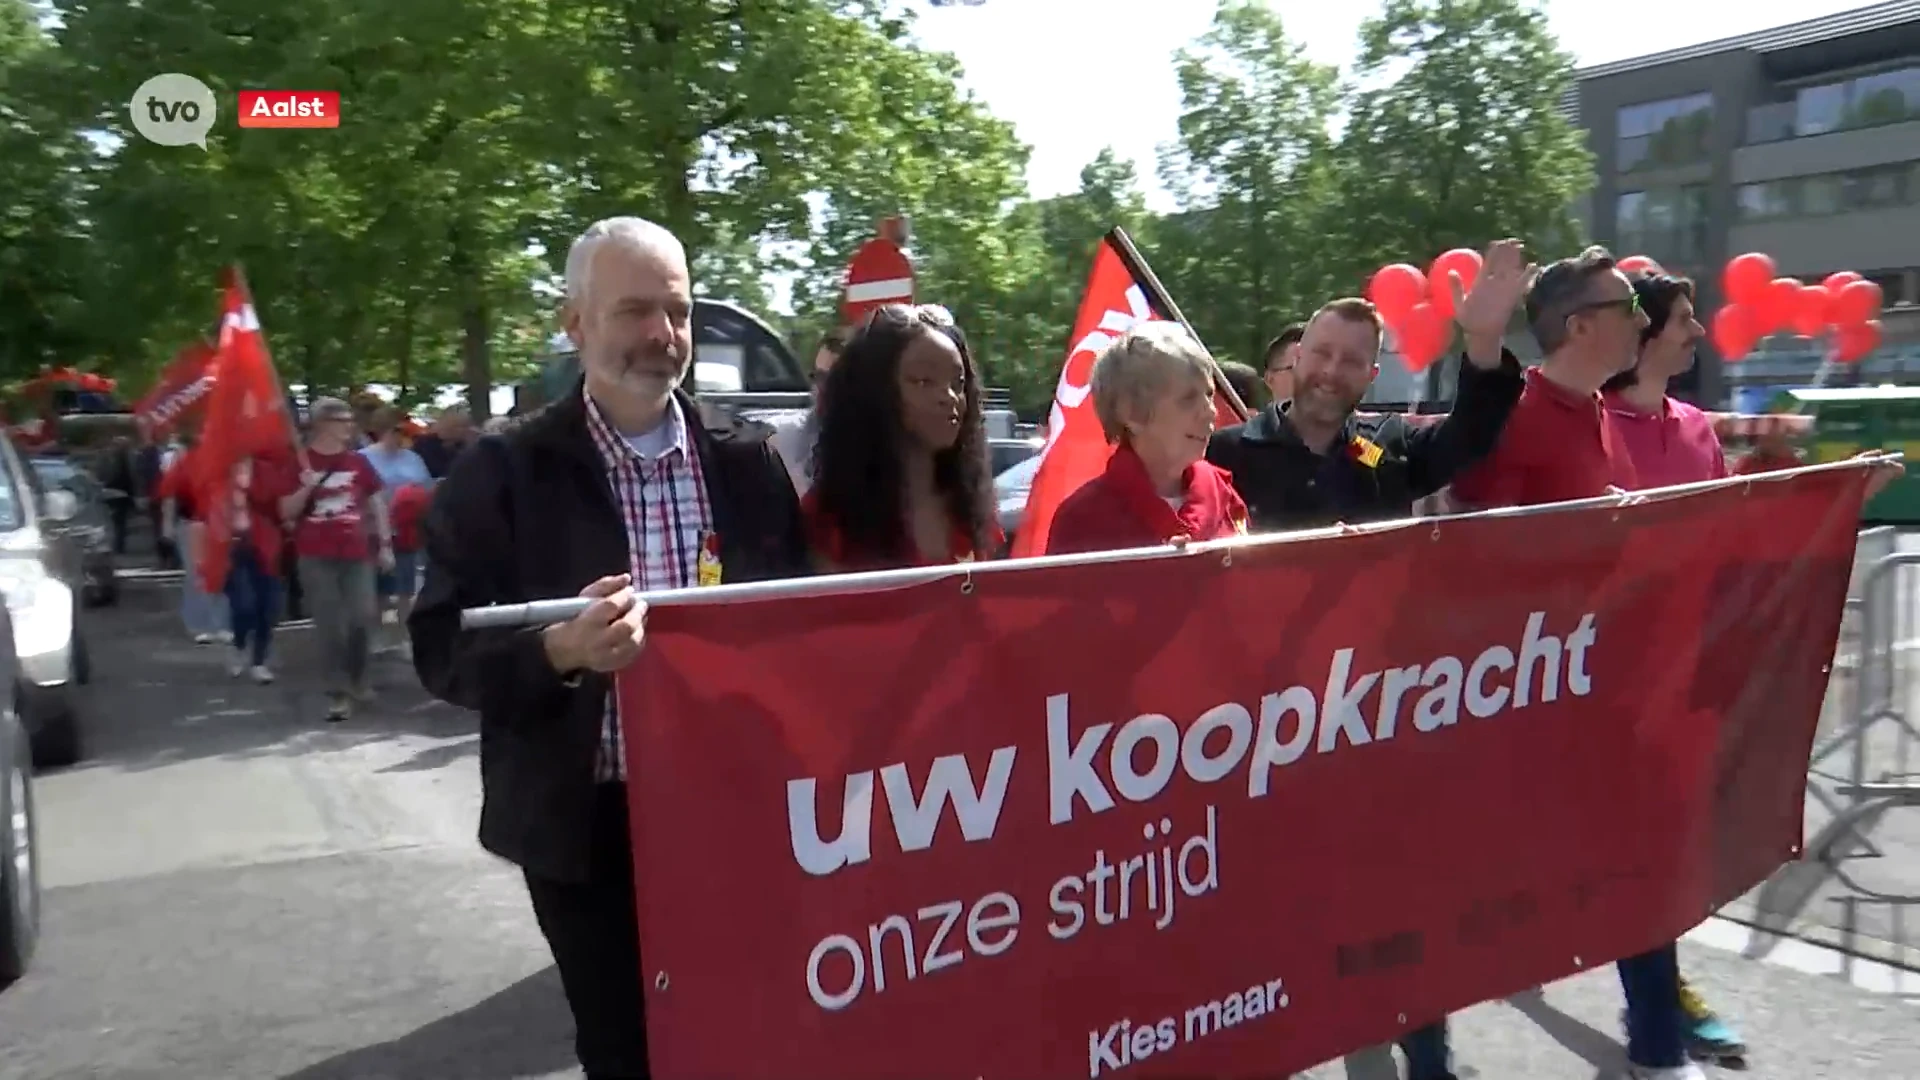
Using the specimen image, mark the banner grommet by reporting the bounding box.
[654,971,670,991]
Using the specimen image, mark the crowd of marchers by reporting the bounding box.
[403,218,1901,1080]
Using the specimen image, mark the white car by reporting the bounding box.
[0,437,90,767]
[994,452,1043,547]
[0,600,39,987]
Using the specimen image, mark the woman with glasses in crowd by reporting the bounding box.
[804,304,1001,570]
[1046,321,1248,554]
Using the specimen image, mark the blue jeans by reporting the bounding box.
[180,527,229,637]
[1618,942,1686,1068]
[376,551,419,600]
[223,544,280,667]
[1400,1018,1454,1080]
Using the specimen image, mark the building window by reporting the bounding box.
[1803,175,1844,215]
[1752,65,1920,143]
[1732,162,1920,221]
[1615,185,1708,265]
[1617,92,1713,172]
[1736,182,1791,221]
[1848,67,1920,127]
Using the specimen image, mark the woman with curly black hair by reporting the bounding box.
[803,304,1001,570]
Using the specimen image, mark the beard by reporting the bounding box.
[605,341,687,393]
[1293,380,1360,424]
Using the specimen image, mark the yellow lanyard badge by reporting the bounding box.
[696,532,723,587]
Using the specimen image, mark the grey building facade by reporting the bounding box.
[1566,1,1920,408]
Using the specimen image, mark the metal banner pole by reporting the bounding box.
[456,454,1900,630]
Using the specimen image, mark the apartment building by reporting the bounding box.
[1565,0,1920,408]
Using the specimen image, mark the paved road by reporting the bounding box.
[1,576,1915,1079]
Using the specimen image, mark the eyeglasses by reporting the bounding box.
[1569,293,1641,320]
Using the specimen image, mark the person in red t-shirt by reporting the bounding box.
[1047,320,1249,554]
[279,396,394,721]
[1449,246,1647,511]
[802,304,1002,571]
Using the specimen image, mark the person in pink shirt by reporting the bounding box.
[1601,273,1726,488]
[1601,270,1747,1072]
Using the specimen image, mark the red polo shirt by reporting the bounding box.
[1449,366,1638,508]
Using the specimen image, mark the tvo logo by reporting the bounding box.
[129,74,217,149]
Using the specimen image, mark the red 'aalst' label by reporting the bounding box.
[236,91,341,128]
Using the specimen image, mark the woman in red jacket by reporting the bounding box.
[1047,321,1248,555]
[804,304,1001,570]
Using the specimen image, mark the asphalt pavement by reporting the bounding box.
[0,572,1915,1080]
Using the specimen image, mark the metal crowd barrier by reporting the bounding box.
[1806,529,1920,863]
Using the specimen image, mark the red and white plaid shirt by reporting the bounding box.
[583,393,713,783]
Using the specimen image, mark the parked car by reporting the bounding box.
[0,602,38,987]
[0,437,91,766]
[27,454,120,607]
[994,452,1043,550]
[988,437,1043,477]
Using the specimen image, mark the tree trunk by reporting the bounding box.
[446,215,494,420]
[395,296,416,401]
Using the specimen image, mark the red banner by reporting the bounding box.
[621,467,1867,1080]
[133,341,217,438]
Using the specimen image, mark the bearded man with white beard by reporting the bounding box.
[408,217,811,1079]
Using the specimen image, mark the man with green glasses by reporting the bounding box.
[1449,245,1647,508]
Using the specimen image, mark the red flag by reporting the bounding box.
[191,272,295,593]
[133,341,217,439]
[1011,237,1241,558]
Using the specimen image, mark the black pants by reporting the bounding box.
[524,784,650,1080]
[107,499,131,555]
[281,547,304,621]
[148,502,176,567]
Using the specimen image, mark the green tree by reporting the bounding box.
[1331,0,1594,393]
[773,11,1040,401]
[1332,0,1594,279]
[1154,0,1343,369]
[0,0,95,380]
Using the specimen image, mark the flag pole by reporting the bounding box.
[1106,226,1251,422]
[226,263,311,470]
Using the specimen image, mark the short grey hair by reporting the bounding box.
[1090,321,1214,444]
[309,396,351,422]
[563,217,685,305]
[1527,245,1618,355]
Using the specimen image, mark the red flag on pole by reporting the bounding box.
[1009,235,1242,559]
[133,341,217,439]
[190,270,296,593]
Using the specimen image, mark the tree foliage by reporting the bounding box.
[0,0,1595,417]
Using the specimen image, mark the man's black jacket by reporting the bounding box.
[408,385,811,882]
[1205,350,1524,532]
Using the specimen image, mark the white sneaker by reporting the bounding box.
[193,633,216,645]
[227,650,247,677]
[1629,1064,1707,1080]
[214,630,234,644]
[249,665,274,684]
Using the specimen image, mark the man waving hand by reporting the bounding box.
[1207,239,1533,532]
